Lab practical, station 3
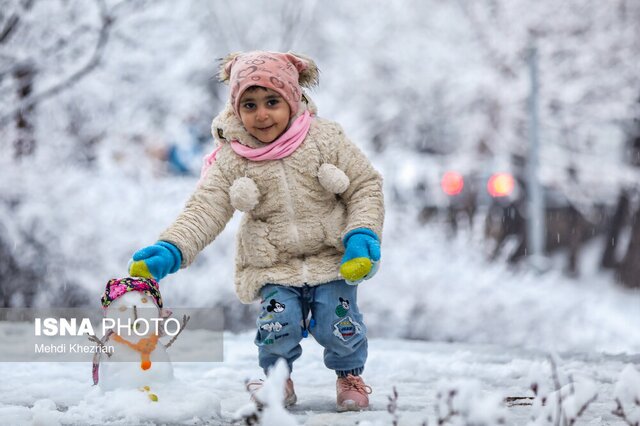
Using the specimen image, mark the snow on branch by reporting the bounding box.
[612,364,640,426]
[527,355,598,426]
[0,0,113,128]
[0,0,34,45]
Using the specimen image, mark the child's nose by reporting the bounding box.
[256,107,269,121]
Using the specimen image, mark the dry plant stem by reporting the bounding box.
[437,390,459,425]
[548,355,563,426]
[611,398,639,426]
[387,386,399,426]
[540,355,596,426]
[572,393,597,424]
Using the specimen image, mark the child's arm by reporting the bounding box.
[323,123,385,241]
[129,158,235,280]
[136,149,234,272]
[318,122,385,283]
[157,156,236,269]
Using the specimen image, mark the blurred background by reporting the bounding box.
[1,0,639,353]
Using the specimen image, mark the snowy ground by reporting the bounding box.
[0,330,638,425]
[3,168,640,425]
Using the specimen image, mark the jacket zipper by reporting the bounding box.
[278,161,308,283]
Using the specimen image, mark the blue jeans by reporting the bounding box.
[254,279,367,377]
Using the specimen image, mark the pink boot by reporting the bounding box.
[336,375,372,412]
[246,378,297,408]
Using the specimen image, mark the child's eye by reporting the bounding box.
[267,99,280,107]
[242,102,256,110]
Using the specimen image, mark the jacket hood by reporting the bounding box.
[210,93,318,149]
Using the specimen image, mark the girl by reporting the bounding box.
[129,51,384,411]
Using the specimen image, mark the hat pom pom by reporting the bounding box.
[286,52,319,88]
[318,163,350,194]
[218,52,242,83]
[230,177,260,212]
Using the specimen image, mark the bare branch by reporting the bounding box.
[163,314,190,349]
[547,355,563,426]
[575,393,597,420]
[612,398,638,426]
[0,14,19,44]
[0,0,113,128]
[436,389,460,425]
[38,24,97,58]
[87,334,112,358]
[455,0,518,79]
[387,386,399,426]
[111,0,154,18]
[0,0,35,45]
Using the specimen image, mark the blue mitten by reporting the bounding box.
[339,228,381,285]
[129,241,182,281]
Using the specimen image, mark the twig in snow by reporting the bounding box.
[573,393,598,424]
[387,386,399,426]
[612,398,639,426]
[547,355,563,426]
[529,355,596,426]
[504,396,534,407]
[436,389,459,425]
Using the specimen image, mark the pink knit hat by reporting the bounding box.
[219,51,319,117]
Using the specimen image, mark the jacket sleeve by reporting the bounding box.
[319,121,385,242]
[158,148,236,267]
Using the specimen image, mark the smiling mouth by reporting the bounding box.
[256,124,275,131]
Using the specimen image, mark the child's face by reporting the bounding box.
[238,87,291,144]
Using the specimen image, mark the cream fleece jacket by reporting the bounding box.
[159,96,385,303]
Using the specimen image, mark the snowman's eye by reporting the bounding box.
[140,297,148,304]
[118,306,127,312]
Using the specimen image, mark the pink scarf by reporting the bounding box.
[200,110,313,181]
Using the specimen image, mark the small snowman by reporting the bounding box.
[90,277,189,396]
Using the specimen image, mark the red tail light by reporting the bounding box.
[487,173,515,197]
[441,172,464,196]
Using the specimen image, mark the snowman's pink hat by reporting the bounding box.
[101,277,163,309]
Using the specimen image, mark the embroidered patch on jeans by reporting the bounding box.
[266,299,285,313]
[333,316,362,342]
[260,322,288,332]
[259,312,274,321]
[335,297,350,317]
